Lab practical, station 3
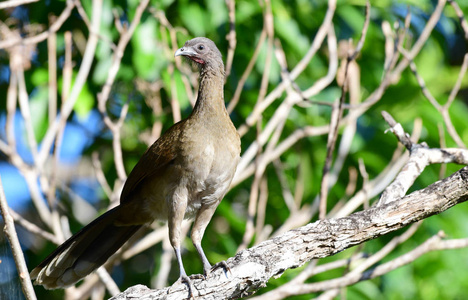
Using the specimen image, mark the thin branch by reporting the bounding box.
[225,0,237,78]
[113,102,130,181]
[319,1,371,219]
[9,209,60,244]
[357,159,370,209]
[405,54,441,109]
[349,1,371,61]
[62,31,73,103]
[293,231,466,293]
[152,235,174,289]
[233,24,338,186]
[47,16,57,123]
[6,63,18,152]
[227,25,267,114]
[356,0,445,112]
[94,0,150,186]
[73,0,117,50]
[92,152,114,201]
[97,0,150,111]
[446,53,468,107]
[0,0,75,49]
[438,123,447,179]
[37,0,102,169]
[448,0,468,40]
[333,117,423,218]
[0,176,37,300]
[0,0,39,9]
[96,268,121,296]
[17,68,38,163]
[252,222,420,300]
[238,0,336,136]
[364,233,468,279]
[379,111,468,205]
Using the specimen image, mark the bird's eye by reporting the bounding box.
[198,45,204,50]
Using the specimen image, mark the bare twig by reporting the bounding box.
[288,231,468,294]
[319,1,370,219]
[233,24,338,186]
[0,0,39,9]
[96,268,121,296]
[238,0,337,136]
[446,53,468,107]
[238,120,265,251]
[252,221,420,300]
[96,0,151,186]
[47,16,57,123]
[73,0,116,50]
[438,123,447,179]
[349,1,371,61]
[38,0,102,169]
[9,209,60,244]
[379,111,468,205]
[225,0,237,78]
[0,176,37,300]
[92,152,114,201]
[333,117,423,218]
[152,235,174,289]
[97,0,150,109]
[358,159,370,209]
[355,0,445,113]
[62,31,73,102]
[448,0,468,40]
[16,67,38,163]
[0,0,75,49]
[227,25,267,113]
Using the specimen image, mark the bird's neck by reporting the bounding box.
[191,68,227,118]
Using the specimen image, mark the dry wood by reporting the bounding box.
[111,166,468,299]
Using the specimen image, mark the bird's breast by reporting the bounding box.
[179,124,240,215]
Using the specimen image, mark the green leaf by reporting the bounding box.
[31,68,49,86]
[180,4,207,37]
[73,83,95,119]
[29,86,49,141]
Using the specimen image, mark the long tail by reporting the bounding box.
[30,205,142,289]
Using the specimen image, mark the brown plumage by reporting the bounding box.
[30,37,241,292]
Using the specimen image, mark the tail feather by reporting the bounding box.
[30,206,142,289]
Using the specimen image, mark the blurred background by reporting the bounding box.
[0,0,468,299]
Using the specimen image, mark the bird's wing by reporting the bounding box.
[120,120,185,203]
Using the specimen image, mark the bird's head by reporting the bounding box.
[175,37,224,74]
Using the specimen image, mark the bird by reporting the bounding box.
[30,37,241,295]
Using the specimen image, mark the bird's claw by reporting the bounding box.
[209,260,231,277]
[167,274,196,299]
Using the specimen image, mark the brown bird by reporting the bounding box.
[30,37,241,293]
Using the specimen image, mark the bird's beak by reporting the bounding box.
[175,47,197,57]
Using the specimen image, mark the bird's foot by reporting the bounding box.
[168,274,196,299]
[207,260,231,277]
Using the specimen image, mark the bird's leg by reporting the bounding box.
[193,243,211,278]
[193,242,231,278]
[173,246,195,298]
[191,204,231,277]
[167,193,194,298]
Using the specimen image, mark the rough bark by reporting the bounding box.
[110,166,468,300]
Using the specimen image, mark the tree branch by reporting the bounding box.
[110,165,468,299]
[0,176,37,300]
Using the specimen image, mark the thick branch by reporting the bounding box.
[111,166,468,299]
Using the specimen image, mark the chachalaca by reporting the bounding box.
[30,37,241,294]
